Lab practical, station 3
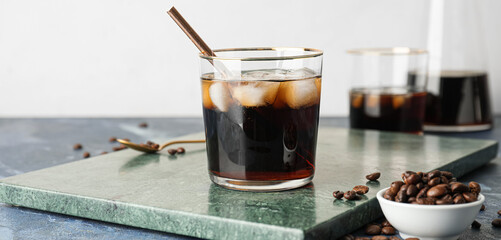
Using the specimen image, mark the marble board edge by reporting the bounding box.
[0,183,305,240]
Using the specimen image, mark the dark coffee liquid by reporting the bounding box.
[349,88,426,133]
[420,71,492,128]
[202,77,320,181]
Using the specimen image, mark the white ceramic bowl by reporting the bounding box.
[377,187,484,240]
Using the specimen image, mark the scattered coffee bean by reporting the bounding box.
[344,190,358,200]
[371,236,388,240]
[152,144,160,150]
[353,185,369,195]
[480,204,485,211]
[333,190,344,199]
[177,147,186,154]
[167,148,177,155]
[83,152,90,158]
[498,210,501,215]
[73,143,82,150]
[101,151,108,155]
[365,224,381,235]
[366,172,381,181]
[381,220,392,228]
[112,144,127,151]
[471,220,481,229]
[469,181,481,194]
[381,226,396,235]
[491,219,501,228]
[139,122,148,128]
[109,137,117,143]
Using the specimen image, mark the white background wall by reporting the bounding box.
[0,0,500,117]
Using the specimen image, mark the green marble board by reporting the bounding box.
[0,128,497,239]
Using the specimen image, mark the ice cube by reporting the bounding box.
[229,81,280,107]
[274,79,320,109]
[209,82,232,112]
[283,68,317,80]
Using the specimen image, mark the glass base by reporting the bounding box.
[209,173,313,192]
[424,123,492,132]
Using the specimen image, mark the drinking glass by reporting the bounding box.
[199,47,323,191]
[347,48,428,134]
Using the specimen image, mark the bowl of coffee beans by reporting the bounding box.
[376,170,484,240]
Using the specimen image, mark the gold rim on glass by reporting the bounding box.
[199,47,323,61]
[347,47,427,56]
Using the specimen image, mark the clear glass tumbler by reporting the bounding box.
[199,47,323,191]
[347,48,428,134]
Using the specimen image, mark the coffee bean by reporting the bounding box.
[365,224,381,235]
[139,122,148,128]
[406,184,418,197]
[73,143,82,150]
[491,219,501,228]
[436,194,453,205]
[416,186,429,199]
[371,236,388,240]
[339,234,355,240]
[404,173,421,185]
[333,190,344,199]
[384,190,395,201]
[112,144,127,151]
[395,188,408,203]
[83,152,90,158]
[109,137,117,143]
[428,177,441,186]
[416,182,424,190]
[421,176,429,184]
[152,144,160,150]
[428,170,441,179]
[453,195,466,204]
[167,149,177,155]
[417,197,435,205]
[463,192,478,202]
[450,177,457,182]
[366,172,381,181]
[400,184,410,193]
[469,181,481,194]
[427,184,448,198]
[353,185,369,195]
[441,171,453,179]
[344,190,358,200]
[480,204,485,211]
[440,176,449,184]
[498,210,501,215]
[177,147,186,154]
[381,220,392,228]
[381,226,396,235]
[390,181,404,193]
[389,237,400,240]
[450,182,469,193]
[471,220,481,229]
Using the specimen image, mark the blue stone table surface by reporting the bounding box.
[0,117,500,239]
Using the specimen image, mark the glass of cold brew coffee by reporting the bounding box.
[199,47,323,192]
[347,48,428,134]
